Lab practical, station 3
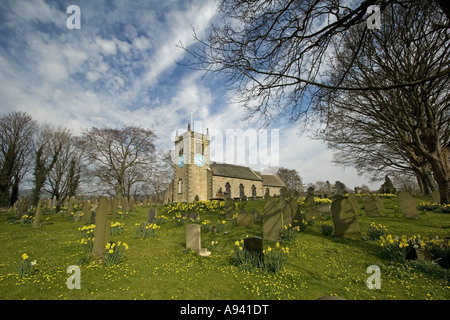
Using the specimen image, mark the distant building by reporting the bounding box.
[164,124,285,203]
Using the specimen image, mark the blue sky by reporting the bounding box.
[0,0,378,190]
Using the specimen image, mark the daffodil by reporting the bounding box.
[21,253,28,260]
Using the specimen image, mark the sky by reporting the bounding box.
[0,0,379,190]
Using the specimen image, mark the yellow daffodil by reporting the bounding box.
[21,253,28,260]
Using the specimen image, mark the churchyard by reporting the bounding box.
[0,193,449,300]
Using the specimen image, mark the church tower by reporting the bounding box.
[173,123,210,202]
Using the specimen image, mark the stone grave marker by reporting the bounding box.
[251,210,261,222]
[224,197,235,219]
[376,196,385,211]
[331,198,362,240]
[66,196,75,216]
[262,195,283,241]
[92,197,112,257]
[397,191,419,219]
[186,224,211,256]
[305,195,321,221]
[362,195,381,217]
[431,190,440,203]
[147,208,157,224]
[17,197,28,220]
[32,198,43,228]
[82,200,91,222]
[289,197,300,222]
[281,199,293,227]
[51,196,57,209]
[143,197,148,207]
[244,236,263,263]
[348,194,359,212]
[237,212,254,228]
[129,196,134,213]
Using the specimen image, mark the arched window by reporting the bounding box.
[239,183,245,198]
[225,182,231,197]
[178,179,183,194]
[251,185,256,197]
[179,148,183,156]
[265,188,270,195]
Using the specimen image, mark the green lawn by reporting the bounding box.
[0,195,449,300]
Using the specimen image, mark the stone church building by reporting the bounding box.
[164,124,286,203]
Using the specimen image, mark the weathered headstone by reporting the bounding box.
[348,194,359,212]
[143,197,148,207]
[129,196,135,213]
[92,197,112,257]
[262,195,283,241]
[236,213,254,228]
[244,236,263,262]
[281,199,293,226]
[251,210,261,222]
[66,196,75,216]
[186,224,211,256]
[147,208,157,224]
[331,198,362,240]
[362,195,381,217]
[431,190,440,203]
[305,196,320,221]
[17,197,28,220]
[375,196,385,211]
[397,191,419,219]
[224,197,235,219]
[82,200,91,222]
[289,197,300,221]
[32,198,43,228]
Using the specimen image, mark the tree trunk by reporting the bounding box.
[428,152,450,204]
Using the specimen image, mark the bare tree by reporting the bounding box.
[82,126,156,198]
[182,0,450,129]
[276,167,303,192]
[319,2,450,203]
[0,111,36,206]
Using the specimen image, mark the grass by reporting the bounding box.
[0,195,449,300]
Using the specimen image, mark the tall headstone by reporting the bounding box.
[262,195,283,241]
[331,198,362,240]
[397,191,419,219]
[304,194,321,220]
[186,224,211,256]
[224,197,235,219]
[82,200,91,222]
[281,199,293,226]
[67,196,75,216]
[129,196,135,213]
[348,194,359,212]
[92,197,112,257]
[32,198,43,228]
[251,210,261,222]
[362,195,381,217]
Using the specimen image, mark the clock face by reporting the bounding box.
[194,153,204,167]
[178,155,184,168]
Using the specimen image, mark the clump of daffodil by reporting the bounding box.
[17,253,36,277]
[103,241,129,267]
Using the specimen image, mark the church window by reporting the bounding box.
[225,182,231,197]
[251,185,256,197]
[239,184,245,198]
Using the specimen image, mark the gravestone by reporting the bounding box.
[32,198,43,228]
[147,208,157,224]
[143,197,148,207]
[92,197,112,257]
[251,210,261,222]
[431,190,440,203]
[304,195,321,221]
[262,195,283,241]
[331,198,362,240]
[397,191,419,219]
[224,197,235,219]
[281,199,293,226]
[82,200,91,222]
[237,213,254,228]
[362,195,381,217]
[74,211,82,222]
[17,197,28,220]
[66,196,75,216]
[244,236,263,263]
[186,224,211,256]
[129,196,135,213]
[348,194,359,212]
[289,198,300,222]
[51,196,57,209]
[376,196,385,211]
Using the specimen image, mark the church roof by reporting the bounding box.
[260,174,286,187]
[210,162,263,181]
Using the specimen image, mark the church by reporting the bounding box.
[164,124,286,203]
